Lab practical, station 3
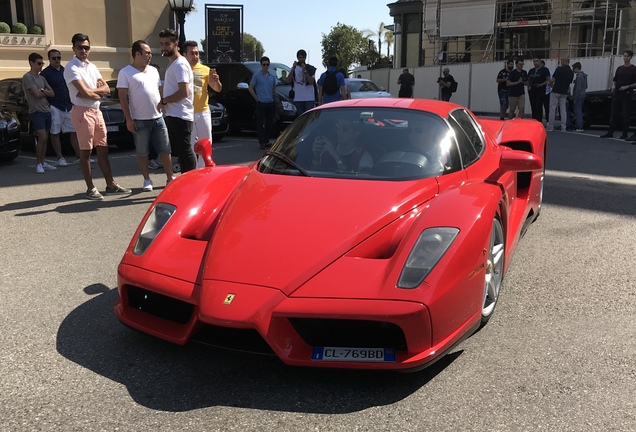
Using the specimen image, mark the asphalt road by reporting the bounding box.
[1,129,635,431]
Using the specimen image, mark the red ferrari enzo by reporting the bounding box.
[115,98,545,371]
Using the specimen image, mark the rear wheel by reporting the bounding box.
[481,216,504,325]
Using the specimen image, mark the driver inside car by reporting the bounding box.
[311,119,374,172]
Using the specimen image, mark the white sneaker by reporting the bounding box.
[142,178,153,191]
[57,157,68,167]
[42,162,57,171]
[35,164,44,174]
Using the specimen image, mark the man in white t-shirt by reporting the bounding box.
[117,40,174,191]
[157,28,196,173]
[285,49,316,116]
[64,33,131,200]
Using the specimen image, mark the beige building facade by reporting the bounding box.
[0,0,174,80]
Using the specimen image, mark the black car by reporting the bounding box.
[583,89,636,128]
[105,79,229,142]
[206,61,297,134]
[0,77,134,152]
[0,108,20,162]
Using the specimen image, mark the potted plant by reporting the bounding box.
[11,22,27,34]
[28,24,43,35]
[0,22,10,33]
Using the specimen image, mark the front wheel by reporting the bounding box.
[481,216,505,325]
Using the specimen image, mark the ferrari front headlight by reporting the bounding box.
[397,227,459,289]
[132,203,177,255]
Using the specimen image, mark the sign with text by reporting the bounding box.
[206,5,242,63]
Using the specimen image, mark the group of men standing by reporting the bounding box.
[22,29,222,200]
[496,56,587,131]
[496,51,636,141]
[117,30,222,192]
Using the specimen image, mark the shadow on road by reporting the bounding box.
[56,286,460,414]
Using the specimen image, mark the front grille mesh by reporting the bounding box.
[126,285,194,324]
[289,318,407,350]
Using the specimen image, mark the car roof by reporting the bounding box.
[313,97,461,118]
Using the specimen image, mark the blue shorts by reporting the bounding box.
[133,117,171,157]
[498,90,509,109]
[31,111,51,131]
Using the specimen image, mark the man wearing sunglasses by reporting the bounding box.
[65,33,132,200]
[41,49,83,166]
[22,52,56,174]
[249,56,277,149]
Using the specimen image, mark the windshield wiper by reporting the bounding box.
[264,151,311,177]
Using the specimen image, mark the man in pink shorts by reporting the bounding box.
[64,33,131,200]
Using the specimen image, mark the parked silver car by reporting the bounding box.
[348,78,391,99]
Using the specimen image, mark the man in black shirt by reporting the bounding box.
[527,58,550,122]
[547,58,574,131]
[496,60,514,120]
[601,50,636,140]
[506,59,528,119]
[438,68,455,102]
[397,68,415,98]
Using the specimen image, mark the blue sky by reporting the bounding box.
[185,1,394,67]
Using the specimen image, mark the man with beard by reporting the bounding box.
[495,59,514,120]
[117,40,174,191]
[158,29,195,173]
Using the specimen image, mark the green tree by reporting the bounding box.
[244,33,264,61]
[321,23,368,70]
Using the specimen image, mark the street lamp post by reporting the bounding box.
[167,0,194,52]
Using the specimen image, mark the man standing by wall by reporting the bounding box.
[496,59,513,120]
[318,56,346,105]
[249,56,277,150]
[183,40,222,167]
[527,58,550,122]
[547,58,574,131]
[41,49,81,166]
[287,49,316,116]
[22,52,56,174]
[438,68,455,102]
[397,68,415,98]
[506,59,528,119]
[65,33,131,200]
[158,28,196,173]
[117,40,174,191]
[601,50,636,140]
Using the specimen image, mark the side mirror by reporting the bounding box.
[486,149,542,183]
[194,138,215,168]
[237,82,249,90]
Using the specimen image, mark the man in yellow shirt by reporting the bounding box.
[183,40,222,167]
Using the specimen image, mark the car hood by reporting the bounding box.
[202,169,438,294]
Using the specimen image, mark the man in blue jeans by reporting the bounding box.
[249,56,277,149]
[118,40,174,191]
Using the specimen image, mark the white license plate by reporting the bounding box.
[212,119,220,126]
[312,347,396,362]
[106,126,119,132]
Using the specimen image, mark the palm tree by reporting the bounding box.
[384,29,394,58]
[363,22,386,56]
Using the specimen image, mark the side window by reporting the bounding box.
[449,109,485,156]
[447,115,478,167]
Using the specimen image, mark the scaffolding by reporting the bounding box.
[566,0,630,57]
